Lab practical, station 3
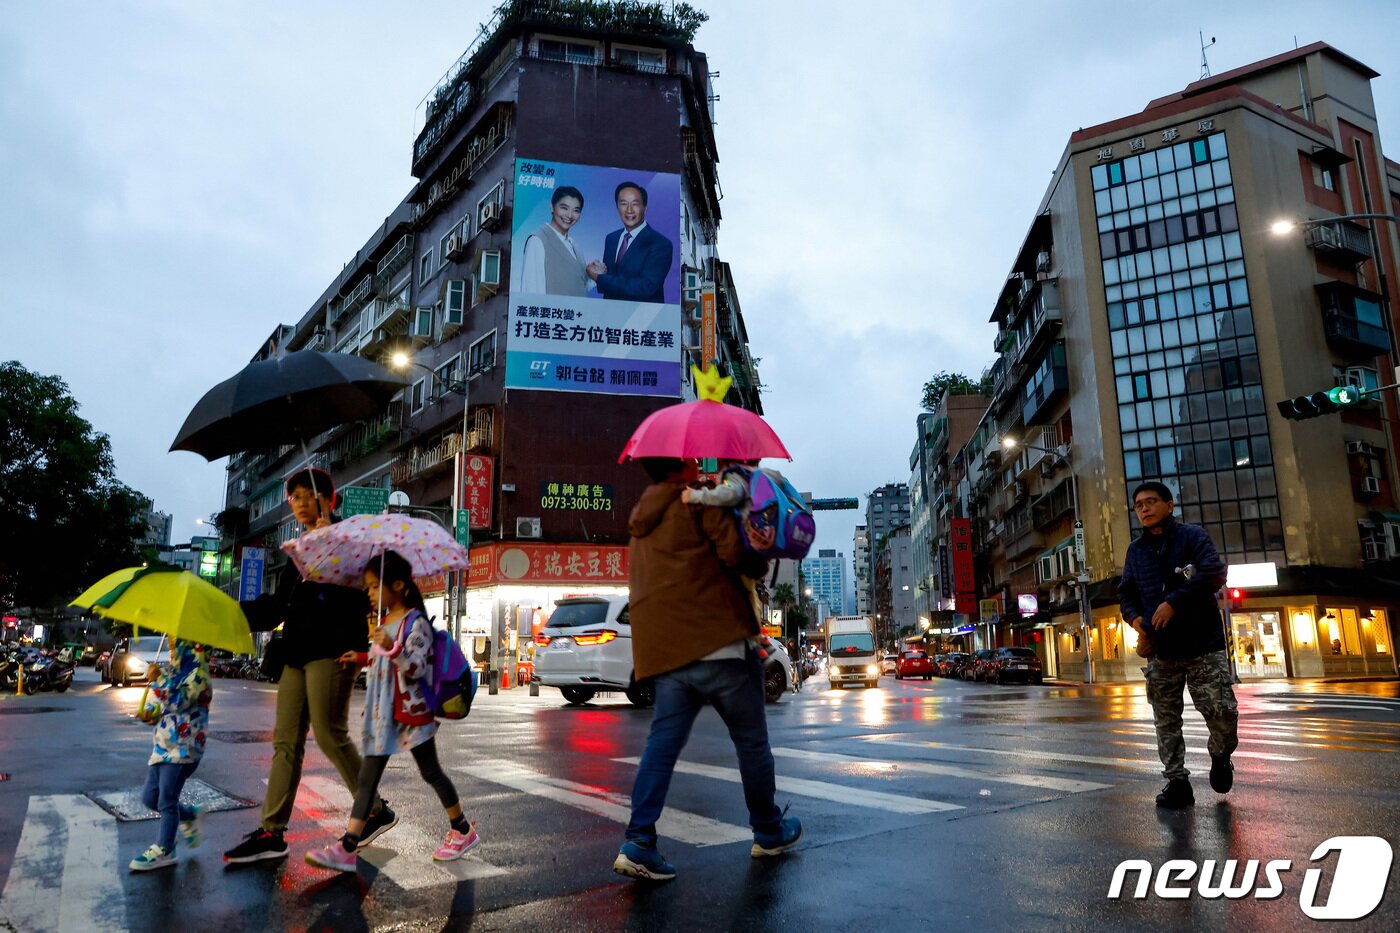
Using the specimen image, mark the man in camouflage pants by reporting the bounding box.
[1118,481,1238,809]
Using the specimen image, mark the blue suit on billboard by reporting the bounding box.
[596,224,673,304]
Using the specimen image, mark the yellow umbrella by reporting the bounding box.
[70,565,254,654]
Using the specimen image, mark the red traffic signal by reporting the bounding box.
[1228,588,1244,609]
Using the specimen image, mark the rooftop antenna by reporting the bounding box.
[1199,32,1216,79]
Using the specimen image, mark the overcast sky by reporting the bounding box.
[4,1,1398,589]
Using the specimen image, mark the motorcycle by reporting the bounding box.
[0,650,25,692]
[17,654,74,693]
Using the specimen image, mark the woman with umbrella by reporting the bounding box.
[222,469,397,865]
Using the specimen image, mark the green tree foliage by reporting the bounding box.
[0,361,150,611]
[771,582,797,612]
[920,371,979,412]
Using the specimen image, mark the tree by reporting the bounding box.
[0,361,150,612]
[772,582,797,614]
[920,371,979,411]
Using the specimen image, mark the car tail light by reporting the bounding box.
[534,634,552,646]
[572,630,618,647]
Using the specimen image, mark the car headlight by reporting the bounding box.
[866,664,879,674]
[830,666,841,676]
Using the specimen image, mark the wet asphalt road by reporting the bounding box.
[0,667,1397,932]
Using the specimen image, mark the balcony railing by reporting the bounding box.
[1305,221,1373,264]
[375,234,412,284]
[1023,365,1069,426]
[1323,312,1390,358]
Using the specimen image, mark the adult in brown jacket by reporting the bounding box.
[613,458,803,883]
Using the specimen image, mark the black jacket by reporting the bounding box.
[241,551,369,670]
[1117,517,1228,661]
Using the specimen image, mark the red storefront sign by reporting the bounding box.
[457,453,494,530]
[950,518,976,606]
[467,542,629,587]
[418,573,449,597]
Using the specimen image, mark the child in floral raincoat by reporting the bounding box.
[129,639,212,872]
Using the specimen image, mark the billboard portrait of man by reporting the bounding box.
[586,181,674,304]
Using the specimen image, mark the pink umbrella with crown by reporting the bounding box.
[618,365,791,462]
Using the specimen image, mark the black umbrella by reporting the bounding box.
[170,351,410,461]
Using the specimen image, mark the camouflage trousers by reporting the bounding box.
[1143,650,1239,781]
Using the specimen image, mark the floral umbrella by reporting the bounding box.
[618,365,791,462]
[282,513,470,588]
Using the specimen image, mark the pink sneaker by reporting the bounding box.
[432,824,480,861]
[305,843,358,872]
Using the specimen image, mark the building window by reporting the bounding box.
[536,36,600,64]
[1312,163,1337,192]
[470,331,497,372]
[419,249,434,285]
[410,378,426,413]
[435,356,460,394]
[612,44,665,73]
[473,249,502,306]
[1094,131,1282,563]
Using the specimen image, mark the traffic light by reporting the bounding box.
[1275,385,1367,420]
[1228,588,1244,611]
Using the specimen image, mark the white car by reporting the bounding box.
[533,596,654,707]
[759,635,796,703]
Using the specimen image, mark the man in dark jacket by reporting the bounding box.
[223,469,397,863]
[1118,481,1238,809]
[612,458,802,882]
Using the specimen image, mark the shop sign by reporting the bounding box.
[418,572,449,597]
[468,542,629,587]
[456,453,494,529]
[1227,562,1278,588]
[951,518,975,605]
[539,481,614,512]
[1018,593,1039,616]
[979,598,1000,623]
[701,286,717,366]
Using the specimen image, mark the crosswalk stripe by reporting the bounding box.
[1099,740,1307,761]
[614,757,962,815]
[0,795,128,933]
[1112,727,1397,753]
[860,736,1165,770]
[293,776,507,885]
[771,747,1113,793]
[455,762,752,847]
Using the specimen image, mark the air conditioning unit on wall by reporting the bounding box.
[516,516,542,539]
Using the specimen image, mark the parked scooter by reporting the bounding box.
[17,654,74,693]
[0,648,26,692]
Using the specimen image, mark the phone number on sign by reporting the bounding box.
[541,496,614,511]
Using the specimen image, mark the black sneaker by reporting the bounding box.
[1209,754,1234,793]
[1155,779,1195,809]
[223,829,288,864]
[358,801,398,849]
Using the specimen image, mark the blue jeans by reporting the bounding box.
[625,652,781,846]
[141,762,198,851]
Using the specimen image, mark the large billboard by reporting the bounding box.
[506,158,682,397]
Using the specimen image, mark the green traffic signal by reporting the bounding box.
[1275,385,1369,420]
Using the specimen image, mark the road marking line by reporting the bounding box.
[1114,727,1397,753]
[861,735,1307,765]
[455,762,751,847]
[0,794,128,933]
[294,775,507,884]
[614,757,962,814]
[772,747,1113,793]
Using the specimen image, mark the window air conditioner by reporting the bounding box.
[516,516,542,539]
[1035,251,1051,273]
[480,200,502,229]
[445,235,466,261]
[1362,476,1381,495]
[1347,441,1370,456]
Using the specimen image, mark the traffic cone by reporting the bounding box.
[500,664,511,690]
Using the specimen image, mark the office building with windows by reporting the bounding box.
[801,549,847,626]
[216,2,762,683]
[853,524,871,615]
[940,42,1398,680]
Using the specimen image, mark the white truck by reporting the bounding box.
[825,615,880,689]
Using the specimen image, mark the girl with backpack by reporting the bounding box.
[305,549,478,872]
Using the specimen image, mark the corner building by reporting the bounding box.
[219,3,761,683]
[963,43,1398,680]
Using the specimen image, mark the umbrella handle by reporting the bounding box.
[300,439,324,519]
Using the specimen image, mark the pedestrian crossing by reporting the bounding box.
[3,708,1398,929]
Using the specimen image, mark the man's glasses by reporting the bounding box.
[288,492,322,505]
[1134,498,1165,511]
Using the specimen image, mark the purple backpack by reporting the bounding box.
[739,468,816,560]
[416,619,477,720]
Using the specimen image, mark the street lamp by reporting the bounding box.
[1269,213,1400,237]
[1002,435,1094,683]
[390,351,484,646]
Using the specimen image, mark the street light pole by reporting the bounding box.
[1002,436,1094,683]
[392,352,482,647]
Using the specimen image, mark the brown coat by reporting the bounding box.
[627,481,767,680]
